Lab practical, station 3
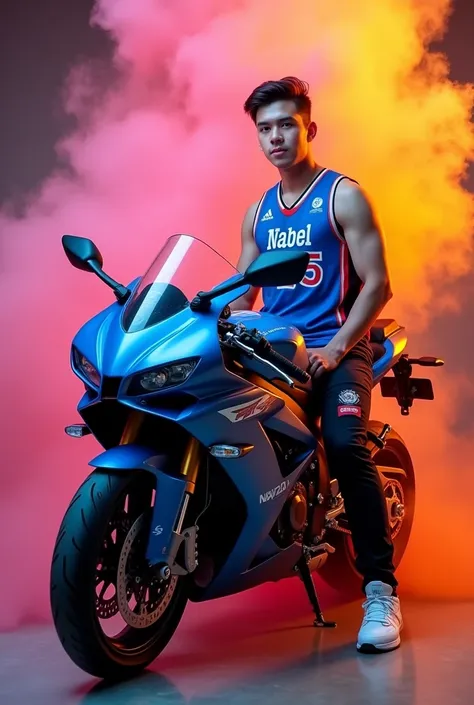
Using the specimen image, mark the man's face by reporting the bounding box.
[255,100,316,169]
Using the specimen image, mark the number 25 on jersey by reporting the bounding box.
[277,251,323,290]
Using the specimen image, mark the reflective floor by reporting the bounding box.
[1,578,473,705]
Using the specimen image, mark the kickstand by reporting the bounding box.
[297,556,337,628]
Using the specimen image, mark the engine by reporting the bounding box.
[273,474,321,548]
[263,430,327,548]
[282,481,308,538]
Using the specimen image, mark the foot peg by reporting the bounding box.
[297,555,336,628]
[367,423,391,449]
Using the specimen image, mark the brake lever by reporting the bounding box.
[227,334,295,387]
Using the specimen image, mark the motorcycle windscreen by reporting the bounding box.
[122,234,240,333]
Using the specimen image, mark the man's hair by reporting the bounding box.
[243,76,312,124]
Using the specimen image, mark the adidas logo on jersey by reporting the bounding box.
[261,209,273,221]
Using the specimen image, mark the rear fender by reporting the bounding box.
[89,444,187,567]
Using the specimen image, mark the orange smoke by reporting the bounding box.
[0,0,473,632]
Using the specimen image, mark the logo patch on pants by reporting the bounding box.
[337,390,361,417]
[338,405,361,417]
[338,389,360,405]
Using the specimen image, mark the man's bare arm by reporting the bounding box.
[229,201,261,311]
[326,181,392,360]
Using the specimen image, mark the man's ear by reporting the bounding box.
[307,121,318,142]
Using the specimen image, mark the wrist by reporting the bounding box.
[326,340,348,363]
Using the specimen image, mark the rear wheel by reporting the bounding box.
[318,420,415,594]
[50,470,188,680]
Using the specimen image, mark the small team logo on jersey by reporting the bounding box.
[309,197,323,213]
[261,209,273,221]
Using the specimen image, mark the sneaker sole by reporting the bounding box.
[356,636,401,654]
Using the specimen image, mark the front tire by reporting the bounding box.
[318,421,415,594]
[50,470,188,680]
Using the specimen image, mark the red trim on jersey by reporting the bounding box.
[327,175,349,327]
[336,242,350,326]
[327,175,346,243]
[277,168,327,216]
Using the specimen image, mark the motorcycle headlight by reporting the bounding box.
[127,359,199,396]
[73,348,101,388]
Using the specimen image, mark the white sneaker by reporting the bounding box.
[357,581,403,653]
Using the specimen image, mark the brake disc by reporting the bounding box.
[116,513,178,628]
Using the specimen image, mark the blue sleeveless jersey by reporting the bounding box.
[253,168,362,347]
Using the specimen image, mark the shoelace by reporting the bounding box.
[362,596,398,627]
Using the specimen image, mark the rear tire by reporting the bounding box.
[50,470,188,680]
[318,420,415,595]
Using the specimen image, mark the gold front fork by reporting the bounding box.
[120,412,200,493]
[120,411,145,445]
[180,436,201,494]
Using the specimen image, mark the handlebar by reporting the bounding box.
[220,322,311,386]
[258,340,311,384]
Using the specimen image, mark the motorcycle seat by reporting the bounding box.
[369,319,402,362]
[369,318,402,343]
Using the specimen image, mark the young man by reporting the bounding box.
[231,76,402,653]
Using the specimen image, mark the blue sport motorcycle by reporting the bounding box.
[50,233,443,679]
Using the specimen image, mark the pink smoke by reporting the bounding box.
[1,0,473,633]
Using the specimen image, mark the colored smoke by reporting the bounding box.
[0,0,473,632]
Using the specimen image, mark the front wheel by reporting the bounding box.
[50,470,188,680]
[318,421,415,595]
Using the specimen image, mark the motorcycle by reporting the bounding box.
[50,233,443,679]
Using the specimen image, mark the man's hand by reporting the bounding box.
[307,346,342,379]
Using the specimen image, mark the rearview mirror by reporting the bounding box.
[190,249,310,311]
[61,234,131,303]
[62,235,104,273]
[245,250,310,287]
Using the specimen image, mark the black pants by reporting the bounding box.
[312,337,397,592]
